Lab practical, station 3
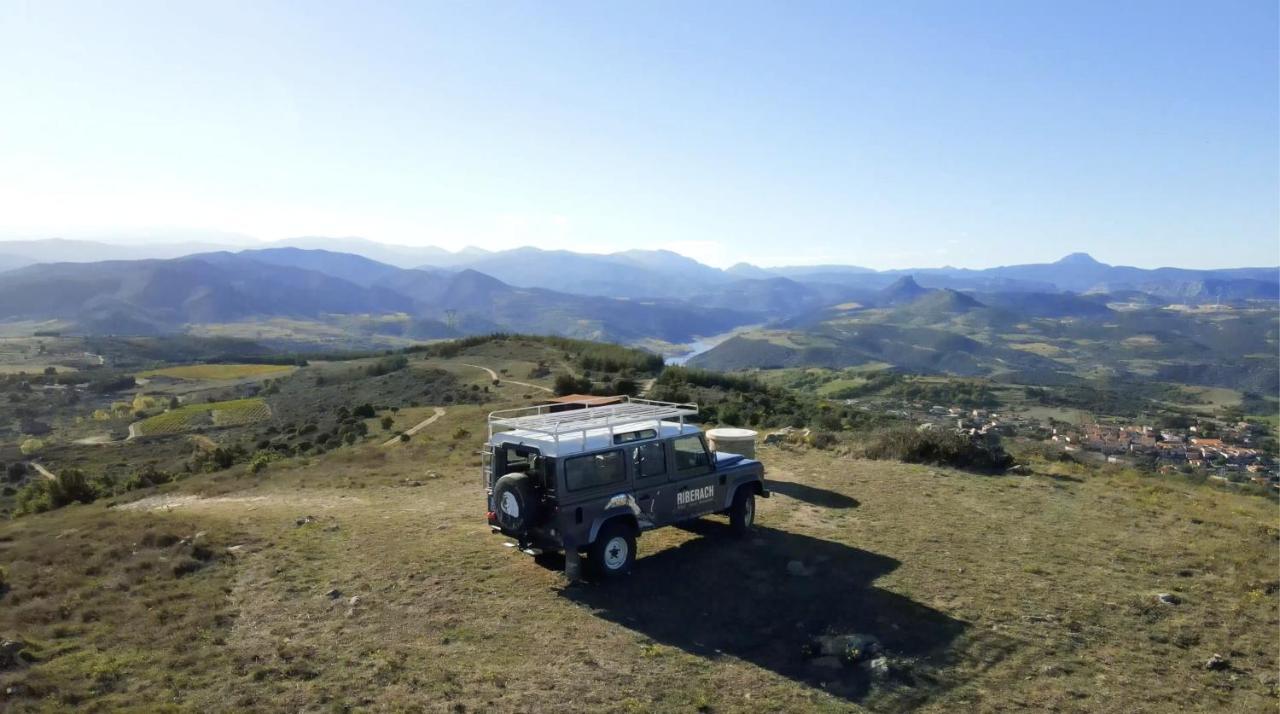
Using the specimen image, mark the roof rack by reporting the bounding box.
[487,396,698,446]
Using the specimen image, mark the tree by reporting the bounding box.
[380,415,394,430]
[553,374,579,396]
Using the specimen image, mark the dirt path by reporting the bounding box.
[460,363,553,393]
[30,462,56,481]
[382,407,446,446]
[115,492,369,513]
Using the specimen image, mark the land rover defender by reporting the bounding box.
[483,397,767,578]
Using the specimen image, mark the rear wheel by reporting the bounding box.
[588,522,636,578]
[729,489,756,537]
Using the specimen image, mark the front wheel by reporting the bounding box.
[729,489,756,537]
[588,522,636,578]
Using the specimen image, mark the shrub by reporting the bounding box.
[52,469,97,505]
[19,438,45,455]
[14,468,98,515]
[15,480,54,515]
[380,415,394,430]
[366,355,408,377]
[528,362,551,379]
[6,462,26,482]
[863,427,1013,473]
[124,465,174,490]
[452,427,470,440]
[809,431,838,449]
[249,451,279,474]
[352,403,376,419]
[553,374,576,396]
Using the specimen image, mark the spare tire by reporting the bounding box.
[492,473,539,534]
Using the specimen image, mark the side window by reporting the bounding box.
[672,435,711,476]
[632,441,666,479]
[564,450,626,491]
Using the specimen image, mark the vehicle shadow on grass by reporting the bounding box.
[767,478,860,509]
[560,521,1015,709]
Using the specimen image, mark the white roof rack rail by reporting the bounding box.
[487,396,698,445]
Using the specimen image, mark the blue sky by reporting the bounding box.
[0,1,1275,269]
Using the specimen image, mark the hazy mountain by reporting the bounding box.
[230,247,408,287]
[978,291,1114,318]
[4,239,1274,305]
[0,250,755,344]
[691,277,829,316]
[877,275,931,306]
[724,262,778,279]
[0,254,32,273]
[267,237,486,268]
[0,255,414,333]
[428,247,735,299]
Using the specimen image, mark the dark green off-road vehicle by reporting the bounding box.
[484,397,767,578]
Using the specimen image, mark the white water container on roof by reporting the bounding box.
[706,427,757,458]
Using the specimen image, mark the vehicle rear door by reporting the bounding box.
[659,433,720,523]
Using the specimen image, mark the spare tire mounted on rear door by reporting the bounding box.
[492,473,539,533]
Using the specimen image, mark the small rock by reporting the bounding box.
[295,515,317,527]
[226,544,245,554]
[324,588,342,599]
[1205,653,1229,671]
[1156,592,1181,605]
[1008,464,1032,475]
[348,595,361,607]
[810,656,843,671]
[786,560,814,577]
[864,656,891,680]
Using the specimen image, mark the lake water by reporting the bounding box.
[665,327,756,365]
[665,337,719,366]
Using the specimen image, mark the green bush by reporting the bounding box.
[864,427,1013,473]
[124,465,174,490]
[249,451,279,474]
[14,468,99,516]
[15,480,54,515]
[52,469,97,505]
[365,355,408,377]
[553,374,591,396]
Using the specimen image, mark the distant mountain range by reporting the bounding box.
[0,248,752,344]
[690,274,1279,394]
[0,239,1274,359]
[3,238,1274,301]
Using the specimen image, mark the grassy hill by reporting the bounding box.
[0,332,1275,710]
[0,405,1275,711]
